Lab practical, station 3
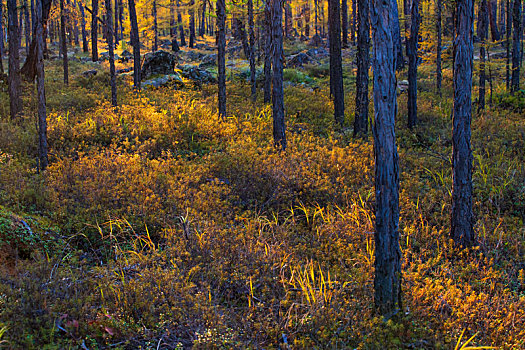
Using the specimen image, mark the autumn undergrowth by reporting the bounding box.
[0,46,524,349]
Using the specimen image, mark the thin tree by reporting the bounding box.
[60,0,68,85]
[92,0,99,61]
[370,0,402,316]
[351,0,356,44]
[177,0,186,46]
[8,0,22,120]
[478,0,488,111]
[342,0,348,47]
[488,0,500,41]
[106,0,117,106]
[271,0,286,150]
[263,0,272,104]
[354,0,370,136]
[199,0,206,36]
[217,0,226,118]
[114,0,119,46]
[189,0,196,47]
[329,0,345,125]
[0,1,5,73]
[511,0,521,92]
[407,0,419,129]
[128,0,140,89]
[36,0,48,170]
[451,0,475,247]
[392,0,404,69]
[248,0,256,101]
[506,0,511,90]
[24,0,30,55]
[78,1,89,52]
[152,0,158,51]
[436,0,442,95]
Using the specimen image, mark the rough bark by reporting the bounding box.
[488,0,500,41]
[271,0,286,150]
[354,0,370,136]
[248,0,256,101]
[451,0,475,247]
[511,0,521,92]
[152,0,158,51]
[329,0,345,125]
[60,0,68,85]
[392,0,404,70]
[478,0,488,111]
[407,0,419,129]
[177,0,186,46]
[370,0,402,316]
[217,0,226,118]
[128,0,140,89]
[436,0,442,95]
[189,0,196,48]
[264,0,272,104]
[106,0,117,106]
[8,0,22,120]
[342,0,348,47]
[36,0,48,170]
[91,0,98,61]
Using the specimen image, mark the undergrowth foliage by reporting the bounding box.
[0,58,524,349]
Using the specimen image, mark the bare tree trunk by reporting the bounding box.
[451,0,475,247]
[329,0,345,125]
[20,0,51,80]
[342,0,348,47]
[264,0,272,103]
[114,0,119,46]
[351,0,356,44]
[189,0,196,47]
[271,0,286,150]
[314,0,318,35]
[24,0,30,55]
[217,0,226,118]
[128,0,140,89]
[8,0,22,120]
[248,0,256,101]
[177,0,186,46]
[305,3,310,37]
[0,1,5,73]
[60,0,68,85]
[78,1,88,52]
[370,0,402,317]
[354,0,369,136]
[500,0,506,35]
[36,0,47,170]
[436,0,442,95]
[506,0,511,90]
[407,0,419,129]
[478,0,488,111]
[91,0,98,61]
[106,0,116,106]
[152,0,158,51]
[511,0,521,92]
[488,0,501,40]
[391,0,404,69]
[200,0,206,36]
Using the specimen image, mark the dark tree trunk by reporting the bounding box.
[354,0,370,136]
[199,0,206,36]
[500,0,506,35]
[351,0,356,44]
[189,0,196,48]
[342,0,348,47]
[91,0,98,61]
[407,0,419,129]
[8,0,22,120]
[114,0,119,45]
[152,0,158,51]
[170,0,176,37]
[506,0,511,89]
[451,0,475,247]
[24,0,30,55]
[36,0,47,170]
[305,3,310,37]
[106,0,117,106]
[478,0,488,111]
[60,0,68,85]
[21,0,52,79]
[370,0,402,317]
[488,0,500,40]
[0,1,5,73]
[436,0,442,95]
[248,0,256,101]
[392,0,404,69]
[285,0,292,37]
[217,0,226,118]
[314,0,318,35]
[329,0,345,125]
[264,0,272,103]
[511,0,521,92]
[177,0,186,46]
[271,0,286,150]
[128,0,140,89]
[79,1,88,52]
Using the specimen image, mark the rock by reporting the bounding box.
[489,51,506,59]
[82,70,98,77]
[309,34,324,47]
[199,54,217,68]
[397,80,409,93]
[287,52,314,68]
[121,50,133,58]
[141,50,178,80]
[306,47,329,59]
[178,65,217,84]
[117,67,133,74]
[183,50,205,61]
[99,51,120,61]
[142,73,184,89]
[194,43,215,51]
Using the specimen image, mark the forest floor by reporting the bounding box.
[0,37,524,349]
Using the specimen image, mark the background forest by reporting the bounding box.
[0,0,524,348]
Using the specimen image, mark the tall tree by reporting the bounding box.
[189,0,196,47]
[128,0,140,89]
[511,0,521,92]
[506,0,511,90]
[199,0,206,36]
[478,0,488,111]
[60,0,68,85]
[271,0,286,150]
[329,0,345,125]
[488,0,500,40]
[354,0,370,136]
[217,0,226,118]
[351,0,357,44]
[0,1,5,73]
[451,0,475,247]
[263,0,272,104]
[24,0,30,55]
[36,0,48,170]
[177,0,186,46]
[436,0,442,95]
[78,0,89,52]
[370,0,402,316]
[152,0,158,51]
[407,0,419,128]
[248,0,256,101]
[8,0,22,120]
[342,0,348,47]
[106,0,117,106]
[391,0,404,69]
[91,0,99,61]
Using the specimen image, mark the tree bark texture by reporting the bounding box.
[329,0,345,125]
[128,0,140,89]
[511,0,521,92]
[264,0,272,104]
[8,0,22,119]
[271,0,286,150]
[342,0,348,47]
[91,0,98,61]
[217,0,226,118]
[248,0,256,101]
[407,0,419,128]
[478,0,488,111]
[36,0,48,170]
[354,0,370,136]
[106,0,117,106]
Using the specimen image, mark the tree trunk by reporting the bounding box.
[217,0,226,118]
[342,0,348,47]
[91,0,98,61]
[478,0,488,111]
[21,0,52,80]
[370,0,402,316]
[271,0,286,150]
[500,0,506,35]
[511,0,521,92]
[170,0,176,37]
[248,0,256,101]
[106,0,117,106]
[128,0,140,89]
[200,0,206,36]
[354,0,370,136]
[488,0,500,41]
[152,0,158,51]
[329,0,345,125]
[506,0,511,90]
[189,0,196,48]
[0,1,5,73]
[78,1,88,52]
[60,0,68,85]
[391,0,404,70]
[451,0,475,247]
[177,0,186,46]
[436,0,442,95]
[24,0,30,55]
[305,3,310,37]
[407,0,419,129]
[8,0,22,120]
[114,0,119,46]
[36,0,48,170]
[351,0,356,44]
[264,0,272,103]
